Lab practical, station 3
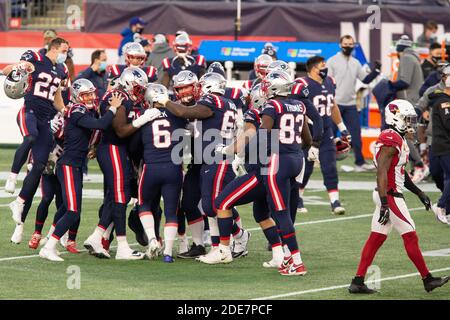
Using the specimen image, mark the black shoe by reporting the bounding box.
[177,243,206,259]
[423,274,450,292]
[348,277,377,294]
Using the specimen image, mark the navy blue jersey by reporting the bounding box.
[196,94,238,155]
[107,64,158,83]
[20,50,69,122]
[99,89,134,145]
[261,98,306,155]
[58,104,114,167]
[162,55,206,80]
[243,108,262,172]
[141,108,187,164]
[242,78,261,92]
[224,87,247,111]
[298,76,336,129]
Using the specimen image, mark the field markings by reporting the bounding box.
[0,207,423,263]
[252,266,450,300]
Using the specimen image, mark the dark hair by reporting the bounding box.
[91,49,105,65]
[430,43,441,51]
[48,37,69,50]
[425,20,438,31]
[306,56,325,72]
[339,34,354,44]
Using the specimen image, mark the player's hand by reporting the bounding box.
[54,144,63,158]
[143,108,162,121]
[108,92,124,109]
[88,147,97,160]
[215,143,234,156]
[307,145,319,162]
[378,204,390,225]
[341,130,352,144]
[418,192,431,211]
[50,113,64,133]
[153,92,170,107]
[232,155,246,177]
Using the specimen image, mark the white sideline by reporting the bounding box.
[252,266,450,300]
[0,207,423,263]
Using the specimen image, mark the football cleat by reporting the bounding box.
[297,207,308,214]
[279,263,307,276]
[59,232,68,248]
[83,236,111,259]
[423,274,450,292]
[145,238,162,259]
[65,240,80,254]
[177,243,206,259]
[278,256,293,273]
[198,246,232,264]
[101,238,111,251]
[232,229,251,258]
[11,224,24,244]
[115,248,145,260]
[39,247,64,262]
[4,178,16,194]
[28,232,42,249]
[432,204,448,225]
[354,163,376,172]
[263,257,283,268]
[163,255,174,263]
[9,200,24,225]
[331,201,345,215]
[348,277,377,294]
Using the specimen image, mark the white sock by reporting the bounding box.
[272,244,284,262]
[207,217,219,239]
[328,190,339,204]
[163,225,177,256]
[46,224,56,239]
[188,219,204,246]
[283,244,291,258]
[45,235,58,250]
[9,173,18,181]
[139,212,156,241]
[92,226,105,242]
[292,251,303,265]
[16,196,25,204]
[102,222,114,240]
[116,236,130,252]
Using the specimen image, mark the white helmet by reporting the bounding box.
[173,70,200,103]
[124,42,146,66]
[261,70,293,99]
[199,72,226,95]
[70,78,98,109]
[385,99,417,134]
[266,60,290,74]
[3,67,32,99]
[145,83,169,108]
[119,67,148,103]
[173,33,192,57]
[250,83,265,109]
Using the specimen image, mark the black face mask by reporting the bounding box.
[342,46,354,56]
[318,67,328,79]
[431,56,441,64]
[135,27,144,34]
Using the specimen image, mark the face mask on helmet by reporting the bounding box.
[254,54,273,79]
[173,34,192,57]
[174,84,199,104]
[405,114,418,133]
[260,71,292,99]
[126,54,146,67]
[79,90,98,109]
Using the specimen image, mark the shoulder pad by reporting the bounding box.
[70,104,87,115]
[267,99,283,113]
[196,55,206,66]
[20,50,43,63]
[162,58,170,69]
[378,129,403,149]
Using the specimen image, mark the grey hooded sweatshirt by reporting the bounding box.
[396,47,424,105]
[146,42,175,82]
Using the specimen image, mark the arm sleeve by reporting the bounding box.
[76,110,114,130]
[361,69,379,84]
[303,99,323,143]
[404,171,422,195]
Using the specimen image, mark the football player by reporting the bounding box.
[349,99,449,293]
[3,38,69,239]
[39,79,119,261]
[242,54,272,91]
[295,56,351,215]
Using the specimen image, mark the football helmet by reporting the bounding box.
[173,70,200,104]
[145,83,169,108]
[173,33,192,57]
[335,138,351,161]
[266,60,290,74]
[119,67,148,103]
[124,42,146,66]
[254,54,273,79]
[385,99,417,134]
[261,70,293,99]
[250,83,265,109]
[199,72,226,96]
[70,78,98,109]
[3,65,33,99]
[207,62,225,77]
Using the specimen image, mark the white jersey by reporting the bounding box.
[374,129,410,192]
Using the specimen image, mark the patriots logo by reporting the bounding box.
[72,82,82,90]
[388,103,399,114]
[132,70,142,78]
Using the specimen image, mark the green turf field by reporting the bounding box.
[0,148,448,300]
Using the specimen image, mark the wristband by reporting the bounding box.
[380,196,388,206]
[337,122,347,132]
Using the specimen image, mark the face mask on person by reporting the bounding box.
[431,56,441,64]
[135,27,144,34]
[99,61,107,72]
[56,52,67,64]
[318,67,328,79]
[341,46,354,56]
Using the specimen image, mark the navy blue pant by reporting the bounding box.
[301,126,338,191]
[138,163,183,226]
[12,106,36,174]
[335,104,365,166]
[53,165,83,239]
[34,174,63,233]
[18,112,54,202]
[181,164,203,223]
[437,154,450,213]
[429,148,444,192]
[97,143,132,236]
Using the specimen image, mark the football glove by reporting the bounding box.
[215,143,234,156]
[232,155,246,177]
[50,113,64,133]
[418,192,431,211]
[341,130,352,144]
[307,146,319,162]
[378,197,390,225]
[132,108,161,128]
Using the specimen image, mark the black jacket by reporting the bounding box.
[429,90,450,156]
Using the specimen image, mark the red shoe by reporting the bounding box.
[280,263,308,276]
[278,256,293,272]
[28,232,41,249]
[101,238,110,251]
[66,240,80,254]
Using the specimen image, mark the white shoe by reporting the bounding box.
[263,258,283,268]
[432,204,448,225]
[40,236,49,247]
[412,165,429,183]
[59,232,69,248]
[116,248,145,260]
[198,246,232,264]
[332,206,346,215]
[354,163,376,172]
[178,236,189,255]
[9,200,24,225]
[83,235,110,258]
[39,247,64,262]
[10,224,24,244]
[4,178,16,194]
[297,207,308,214]
[203,230,212,247]
[232,229,251,258]
[145,238,162,259]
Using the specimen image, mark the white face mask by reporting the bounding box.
[56,52,67,64]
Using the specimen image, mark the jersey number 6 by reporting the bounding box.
[152,119,171,148]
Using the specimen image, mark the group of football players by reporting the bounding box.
[1,30,448,288]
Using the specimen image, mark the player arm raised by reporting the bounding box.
[160,100,213,119]
[53,87,66,112]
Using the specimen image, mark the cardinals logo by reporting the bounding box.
[388,103,399,114]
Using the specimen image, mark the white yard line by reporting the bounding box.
[252,266,450,300]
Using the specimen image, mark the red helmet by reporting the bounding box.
[335,137,351,161]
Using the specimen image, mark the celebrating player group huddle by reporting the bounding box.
[1,33,449,290]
